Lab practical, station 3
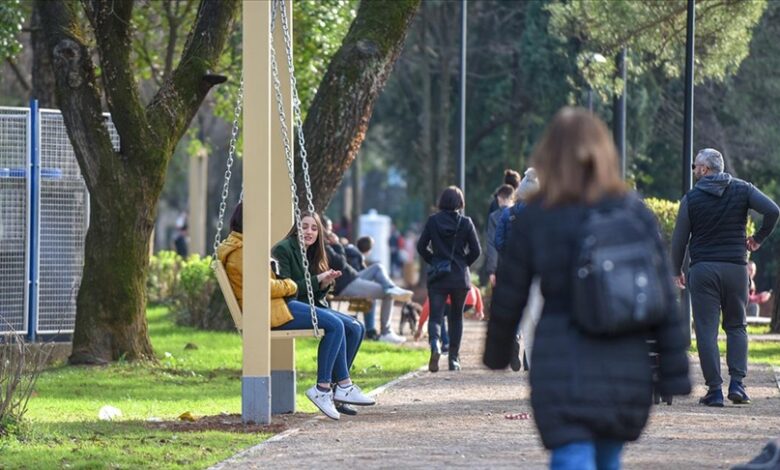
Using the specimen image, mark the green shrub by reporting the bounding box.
[147,251,182,304]
[171,255,234,331]
[644,197,679,245]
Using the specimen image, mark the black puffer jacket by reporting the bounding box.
[484,195,691,449]
[417,210,481,290]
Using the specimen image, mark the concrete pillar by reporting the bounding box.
[188,148,208,256]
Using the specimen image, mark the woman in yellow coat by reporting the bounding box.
[217,203,375,421]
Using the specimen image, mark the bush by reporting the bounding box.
[0,332,52,438]
[170,255,235,331]
[147,250,183,304]
[644,197,679,245]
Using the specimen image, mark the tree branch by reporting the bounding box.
[146,0,239,171]
[4,57,30,91]
[83,0,149,155]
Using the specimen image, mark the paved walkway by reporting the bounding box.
[214,320,780,469]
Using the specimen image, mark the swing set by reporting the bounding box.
[211,0,320,340]
[211,0,370,424]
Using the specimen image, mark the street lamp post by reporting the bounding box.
[614,47,627,179]
[457,0,467,192]
[681,0,696,347]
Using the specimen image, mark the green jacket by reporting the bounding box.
[271,236,330,308]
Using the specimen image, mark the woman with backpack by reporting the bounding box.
[417,186,481,372]
[483,107,691,469]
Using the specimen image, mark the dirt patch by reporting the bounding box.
[145,412,313,434]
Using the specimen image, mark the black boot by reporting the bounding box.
[429,350,441,372]
[448,354,461,371]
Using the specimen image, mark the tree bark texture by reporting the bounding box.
[31,2,57,108]
[39,0,239,364]
[298,0,421,212]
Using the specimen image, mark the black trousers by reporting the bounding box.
[428,288,469,360]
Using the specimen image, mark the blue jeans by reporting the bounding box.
[278,301,365,384]
[550,440,624,470]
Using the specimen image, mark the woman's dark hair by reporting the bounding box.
[230,202,243,233]
[285,211,329,274]
[437,186,465,211]
[493,184,515,200]
[503,169,521,189]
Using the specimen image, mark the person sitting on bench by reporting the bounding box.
[322,216,413,344]
[217,203,375,420]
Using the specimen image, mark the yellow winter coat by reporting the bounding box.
[216,231,295,327]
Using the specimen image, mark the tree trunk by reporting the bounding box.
[40,0,239,364]
[298,0,421,212]
[70,190,156,363]
[30,2,56,107]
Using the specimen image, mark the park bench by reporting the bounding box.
[328,295,373,314]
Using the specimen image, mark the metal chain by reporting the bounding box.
[212,78,244,260]
[271,0,319,337]
[278,2,315,214]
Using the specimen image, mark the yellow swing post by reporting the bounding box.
[242,0,295,424]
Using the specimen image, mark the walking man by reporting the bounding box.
[671,148,779,407]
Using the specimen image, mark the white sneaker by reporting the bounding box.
[385,286,413,302]
[333,383,376,406]
[379,331,407,344]
[305,386,340,420]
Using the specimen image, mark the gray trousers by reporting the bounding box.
[339,264,395,335]
[689,261,749,389]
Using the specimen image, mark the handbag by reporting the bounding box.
[427,214,462,283]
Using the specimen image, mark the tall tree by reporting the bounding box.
[39,0,239,364]
[296,0,421,211]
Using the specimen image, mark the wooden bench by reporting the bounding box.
[328,295,373,314]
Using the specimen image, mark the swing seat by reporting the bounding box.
[213,259,315,338]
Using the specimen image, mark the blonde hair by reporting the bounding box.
[530,107,626,207]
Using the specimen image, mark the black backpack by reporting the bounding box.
[572,196,671,336]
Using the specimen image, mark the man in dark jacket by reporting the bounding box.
[672,148,780,407]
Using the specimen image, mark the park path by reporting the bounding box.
[214,318,780,469]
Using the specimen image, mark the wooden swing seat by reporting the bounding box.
[213,259,315,338]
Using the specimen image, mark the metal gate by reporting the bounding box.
[0,107,30,335]
[0,103,119,338]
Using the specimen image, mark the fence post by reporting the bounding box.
[27,99,40,342]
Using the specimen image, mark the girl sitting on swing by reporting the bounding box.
[217,202,375,421]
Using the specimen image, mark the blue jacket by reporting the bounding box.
[495,202,526,253]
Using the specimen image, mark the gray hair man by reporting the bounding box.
[671,148,779,407]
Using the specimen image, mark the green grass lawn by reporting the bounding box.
[690,324,780,366]
[0,307,428,469]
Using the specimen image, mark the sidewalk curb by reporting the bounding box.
[208,365,427,470]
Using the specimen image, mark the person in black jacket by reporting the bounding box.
[671,148,779,407]
[483,107,691,469]
[417,186,481,372]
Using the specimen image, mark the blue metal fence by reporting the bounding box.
[0,101,118,339]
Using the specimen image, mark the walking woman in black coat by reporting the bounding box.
[417,186,481,372]
[483,108,691,469]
